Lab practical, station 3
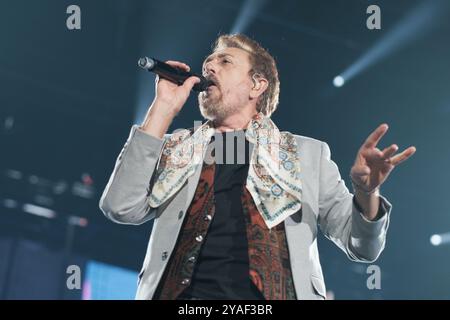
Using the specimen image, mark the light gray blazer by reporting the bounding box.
[99,125,392,300]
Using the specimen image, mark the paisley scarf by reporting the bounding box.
[148,113,302,228]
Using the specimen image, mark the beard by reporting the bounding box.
[198,87,240,123]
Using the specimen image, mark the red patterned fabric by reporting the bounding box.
[242,188,296,300]
[157,163,216,300]
[156,162,296,300]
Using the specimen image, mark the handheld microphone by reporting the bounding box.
[138,57,212,92]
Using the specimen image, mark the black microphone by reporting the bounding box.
[138,57,212,92]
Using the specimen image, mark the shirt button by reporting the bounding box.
[181,278,190,285]
[161,251,168,261]
[195,235,204,242]
[188,256,196,263]
[178,210,184,219]
[203,215,212,221]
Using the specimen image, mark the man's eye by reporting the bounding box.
[222,59,231,64]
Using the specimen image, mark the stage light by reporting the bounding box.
[2,198,18,209]
[430,234,442,246]
[81,173,94,186]
[335,0,447,86]
[430,232,450,246]
[230,0,268,34]
[333,76,345,88]
[22,203,56,219]
[5,169,23,180]
[68,216,89,227]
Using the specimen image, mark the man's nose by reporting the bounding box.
[203,61,216,76]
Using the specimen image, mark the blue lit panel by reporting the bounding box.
[82,261,138,300]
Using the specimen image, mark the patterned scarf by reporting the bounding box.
[148,113,302,228]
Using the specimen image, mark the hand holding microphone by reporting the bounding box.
[138,57,212,92]
[138,57,210,139]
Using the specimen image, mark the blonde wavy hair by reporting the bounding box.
[212,34,280,117]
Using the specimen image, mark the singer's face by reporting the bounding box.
[198,47,255,122]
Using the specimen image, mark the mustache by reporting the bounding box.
[204,75,220,88]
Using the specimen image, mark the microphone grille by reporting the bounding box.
[138,57,154,70]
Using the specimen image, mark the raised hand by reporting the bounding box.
[350,124,416,193]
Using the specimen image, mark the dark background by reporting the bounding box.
[0,0,449,299]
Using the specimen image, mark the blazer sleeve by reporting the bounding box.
[99,125,167,225]
[317,141,392,262]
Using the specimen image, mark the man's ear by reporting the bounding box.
[250,73,268,100]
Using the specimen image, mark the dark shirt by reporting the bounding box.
[180,130,264,300]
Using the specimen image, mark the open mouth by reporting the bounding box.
[206,77,219,89]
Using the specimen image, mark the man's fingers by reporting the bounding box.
[381,144,398,159]
[181,76,201,91]
[165,60,191,72]
[363,123,389,149]
[389,146,416,166]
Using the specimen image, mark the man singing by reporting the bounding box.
[99,34,416,300]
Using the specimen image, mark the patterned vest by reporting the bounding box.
[155,161,297,300]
